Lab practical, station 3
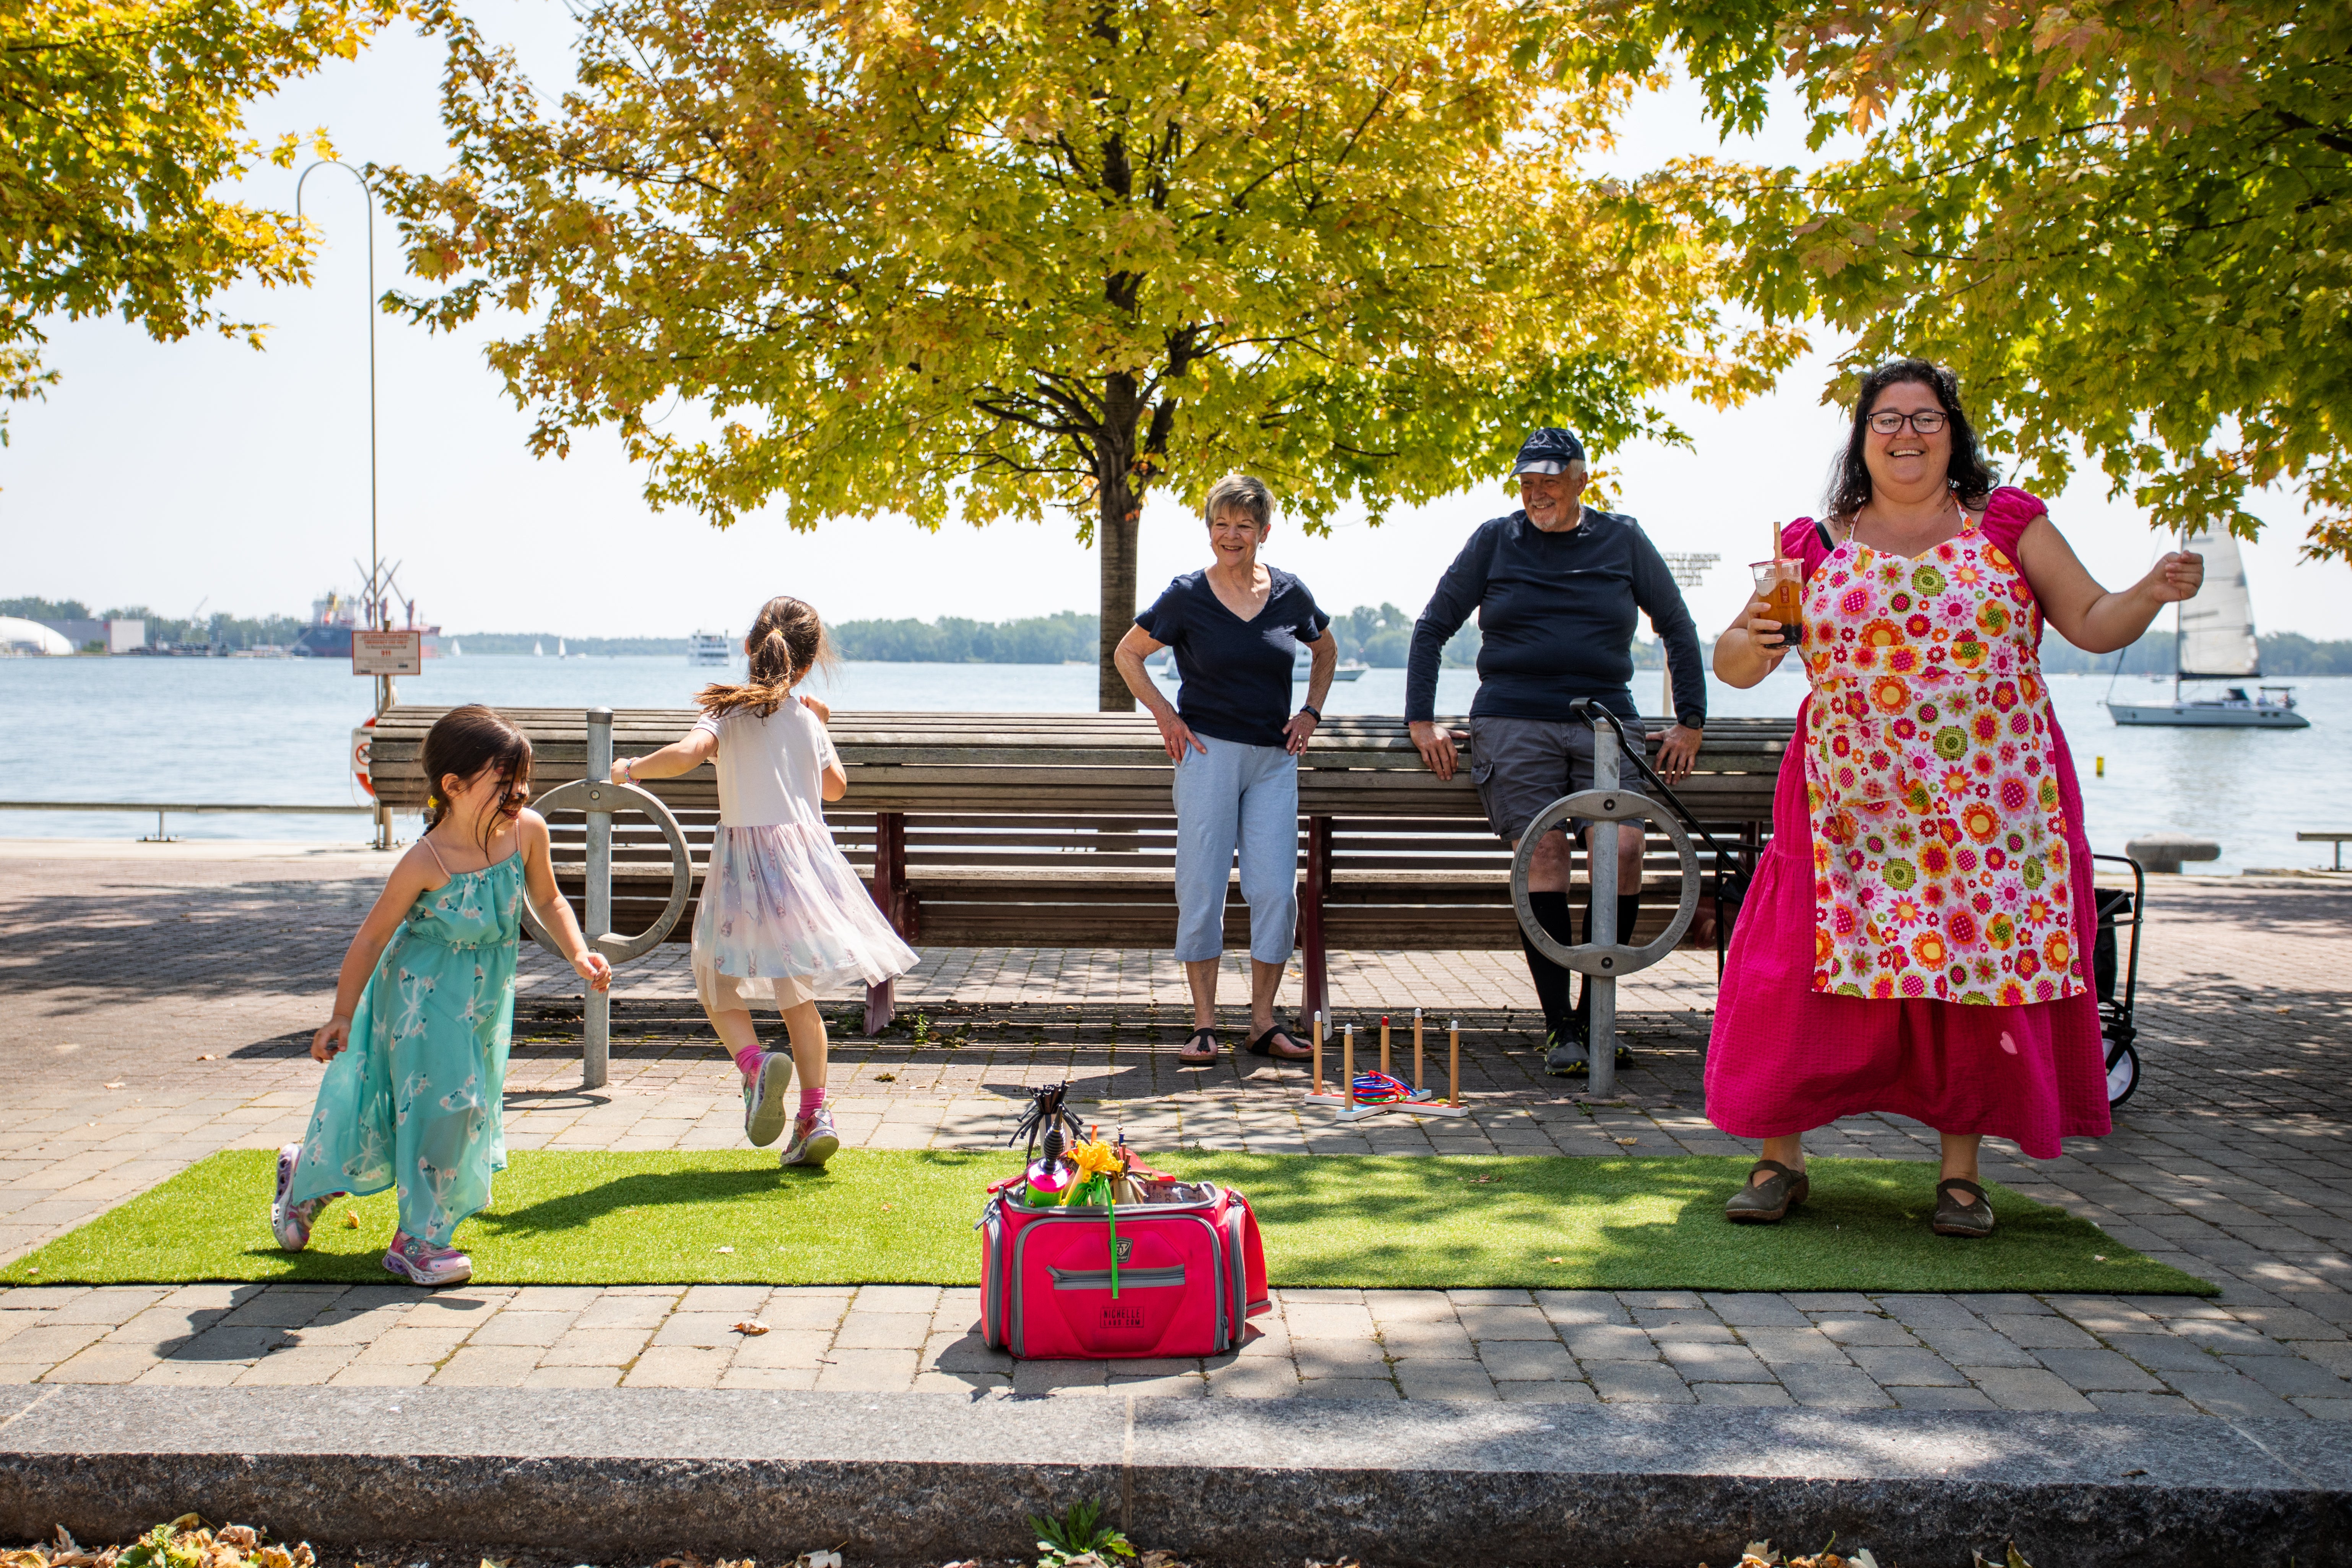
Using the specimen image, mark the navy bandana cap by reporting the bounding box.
[1510,427,1586,476]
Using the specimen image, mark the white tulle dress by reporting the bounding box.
[688,699,916,1009]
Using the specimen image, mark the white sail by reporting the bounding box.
[2176,527,2261,679]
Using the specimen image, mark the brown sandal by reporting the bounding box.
[1176,1027,1220,1066]
[1934,1177,1996,1238]
[1725,1159,1810,1224]
[1247,1025,1313,1061]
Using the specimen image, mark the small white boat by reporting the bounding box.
[688,630,733,667]
[2104,527,2310,729]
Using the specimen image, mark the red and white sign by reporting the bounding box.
[353,630,422,676]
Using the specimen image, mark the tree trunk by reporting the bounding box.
[1096,374,1144,712]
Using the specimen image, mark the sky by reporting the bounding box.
[5,2,2346,643]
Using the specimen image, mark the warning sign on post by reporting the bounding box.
[352,630,422,676]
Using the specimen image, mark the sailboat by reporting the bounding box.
[2103,526,2310,728]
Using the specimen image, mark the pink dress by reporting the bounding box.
[1704,487,2111,1159]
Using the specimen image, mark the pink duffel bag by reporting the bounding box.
[979,1175,1270,1360]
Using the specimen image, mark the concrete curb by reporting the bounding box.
[3,1388,2347,1566]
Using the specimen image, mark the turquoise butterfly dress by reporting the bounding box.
[287,852,523,1245]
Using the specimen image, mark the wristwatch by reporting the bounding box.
[1298,704,1321,720]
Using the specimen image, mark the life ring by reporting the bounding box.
[351,717,376,799]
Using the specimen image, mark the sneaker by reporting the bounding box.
[742,1050,794,1147]
[270,1142,340,1252]
[382,1230,473,1287]
[779,1105,840,1169]
[1542,1030,1589,1077]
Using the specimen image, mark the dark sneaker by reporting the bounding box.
[1543,1030,1589,1077]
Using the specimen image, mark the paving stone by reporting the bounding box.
[1881,1296,1984,1331]
[2032,1347,2167,1392]
[1494,1380,1599,1404]
[1297,1378,1399,1401]
[1964,1367,2098,1413]
[1589,1362,1695,1404]
[541,1328,652,1367]
[1782,1293,1876,1313]
[2085,1391,2200,1418]
[428,1344,543,1387]
[1454,1305,1559,1341]
[1379,1322,1475,1360]
[2290,1398,2352,1420]
[2163,1369,2306,1420]
[1533,1291,1629,1327]
[1476,1339,1578,1382]
[1702,1294,1807,1328]
[2171,1317,2294,1355]
[523,1365,624,1388]
[1561,1324,1655,1362]
[1739,1328,1853,1367]
[2223,1353,2352,1399]
[1394,1361,1499,1401]
[1980,1313,2099,1350]
[467,1311,576,1348]
[572,1295,678,1331]
[1893,1386,1999,1411]
[1281,1303,1377,1341]
[1658,1341,1775,1384]
[1811,1316,1917,1348]
[1847,1347,1968,1387]
[623,1347,731,1389]
[1692,1381,1795,1407]
[1294,1340,1389,1377]
[39,1345,161,1384]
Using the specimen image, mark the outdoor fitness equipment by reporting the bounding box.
[1508,700,1704,1097]
[520,707,693,1090]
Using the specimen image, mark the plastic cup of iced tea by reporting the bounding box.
[1749,559,1802,650]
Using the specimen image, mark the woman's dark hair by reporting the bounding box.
[421,704,533,853]
[1824,357,1997,523]
[697,595,836,718]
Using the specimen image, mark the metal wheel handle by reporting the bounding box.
[521,778,692,965]
[1509,788,1702,977]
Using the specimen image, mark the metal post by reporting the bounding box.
[584,707,614,1089]
[1588,717,1619,1097]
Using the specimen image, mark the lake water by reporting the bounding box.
[2,654,2342,874]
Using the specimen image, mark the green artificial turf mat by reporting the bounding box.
[0,1149,2214,1294]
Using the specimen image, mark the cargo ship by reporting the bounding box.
[291,591,442,659]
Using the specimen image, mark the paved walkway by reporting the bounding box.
[3,843,2350,1419]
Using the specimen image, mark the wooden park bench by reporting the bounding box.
[370,708,1793,1031]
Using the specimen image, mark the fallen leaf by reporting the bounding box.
[716,1245,735,1254]
[197,1054,218,1061]
[1471,1175,1494,1184]
[343,1212,361,1230]
[1613,1137,1639,1146]
[873,1072,896,1082]
[1545,1256,1566,1264]
[732,1320,770,1336]
[2121,1467,2147,1477]
[881,1202,895,1212]
[103,1081,124,1090]
[2093,1254,2107,1261]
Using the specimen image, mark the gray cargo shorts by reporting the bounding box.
[1467,715,1650,843]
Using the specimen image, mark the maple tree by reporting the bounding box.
[1594,0,2352,557]
[382,0,1799,707]
[0,0,398,438]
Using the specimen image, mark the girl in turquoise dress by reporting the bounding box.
[272,705,612,1286]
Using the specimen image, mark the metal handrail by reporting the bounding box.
[0,801,376,814]
[0,800,379,844]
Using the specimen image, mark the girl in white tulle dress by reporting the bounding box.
[614,596,915,1167]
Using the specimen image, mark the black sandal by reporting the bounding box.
[1934,1177,1996,1238]
[1246,1025,1313,1061]
[1176,1027,1220,1066]
[1725,1159,1810,1224]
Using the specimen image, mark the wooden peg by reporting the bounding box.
[1380,1015,1391,1078]
[1413,1008,1425,1096]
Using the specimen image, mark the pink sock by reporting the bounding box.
[733,1044,765,1079]
[798,1085,826,1120]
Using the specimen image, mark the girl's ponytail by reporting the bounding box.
[697,596,836,718]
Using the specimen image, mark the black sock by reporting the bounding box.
[1617,892,1644,951]
[1522,890,1575,1039]
[1569,882,1596,1042]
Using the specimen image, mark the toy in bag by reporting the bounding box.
[979,1084,1268,1360]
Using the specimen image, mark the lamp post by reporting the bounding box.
[1658,552,1719,717]
[297,159,393,851]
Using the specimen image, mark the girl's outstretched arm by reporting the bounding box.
[516,809,614,995]
[613,725,716,783]
[312,843,441,1063]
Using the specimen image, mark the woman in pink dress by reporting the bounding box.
[1707,359,2204,1237]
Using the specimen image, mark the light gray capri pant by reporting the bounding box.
[1170,739,1299,964]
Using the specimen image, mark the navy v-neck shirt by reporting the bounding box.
[1136,567,1331,748]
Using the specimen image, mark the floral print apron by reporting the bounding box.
[1801,513,2084,1005]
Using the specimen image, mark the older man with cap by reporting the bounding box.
[1405,427,1707,1076]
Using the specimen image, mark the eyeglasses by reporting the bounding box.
[1868,409,1948,435]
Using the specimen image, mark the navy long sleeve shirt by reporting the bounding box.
[1404,506,1707,729]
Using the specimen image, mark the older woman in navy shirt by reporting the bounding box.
[1114,474,1335,1066]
